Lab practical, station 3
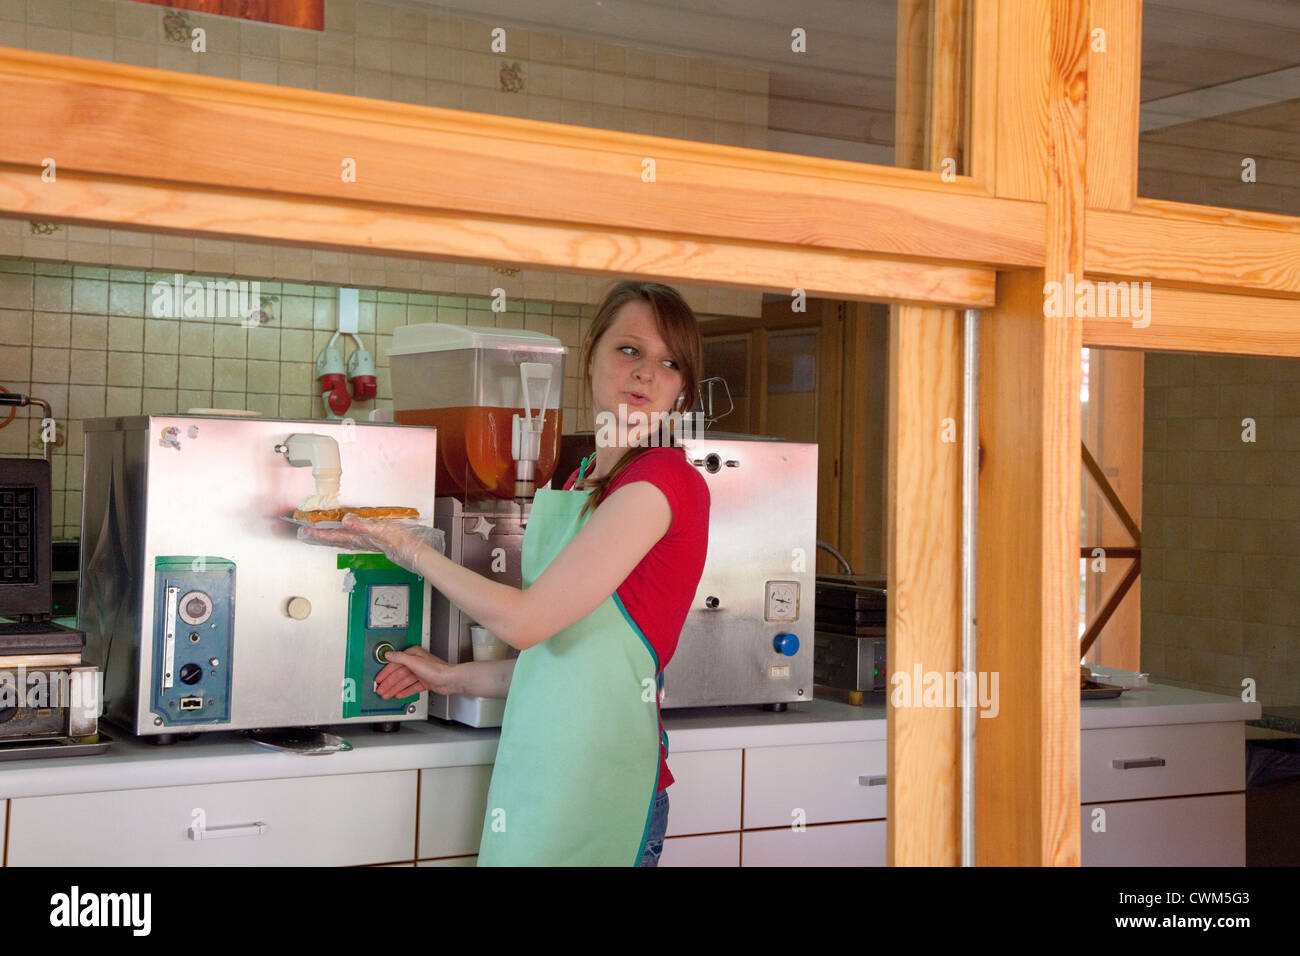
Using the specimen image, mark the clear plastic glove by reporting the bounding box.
[375,646,453,699]
[296,514,445,574]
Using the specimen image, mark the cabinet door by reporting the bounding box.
[7,772,417,866]
[744,740,887,828]
[1081,722,1243,802]
[417,856,477,867]
[661,833,739,866]
[417,765,493,859]
[664,749,741,837]
[742,821,886,866]
[1081,794,1245,866]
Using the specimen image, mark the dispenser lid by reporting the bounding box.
[387,323,565,357]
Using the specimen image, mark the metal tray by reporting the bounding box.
[1081,681,1124,700]
[0,731,113,761]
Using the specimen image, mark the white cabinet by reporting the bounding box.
[661,832,739,866]
[743,740,886,829]
[417,856,476,867]
[0,708,1251,867]
[742,821,886,866]
[1081,722,1243,803]
[664,749,741,836]
[7,772,417,866]
[417,765,493,859]
[1078,722,1247,867]
[413,750,742,864]
[1081,794,1245,866]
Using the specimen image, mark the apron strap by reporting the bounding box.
[578,455,591,482]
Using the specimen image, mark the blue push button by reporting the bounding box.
[773,633,800,656]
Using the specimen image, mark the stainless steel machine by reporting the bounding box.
[427,496,526,726]
[814,576,888,694]
[77,415,438,738]
[661,436,818,708]
[459,430,820,723]
[0,442,103,757]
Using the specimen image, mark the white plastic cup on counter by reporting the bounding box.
[470,625,509,661]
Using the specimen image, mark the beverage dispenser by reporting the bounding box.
[388,324,566,727]
[387,325,566,503]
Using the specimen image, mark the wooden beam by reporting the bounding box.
[1088,199,1300,297]
[992,0,1050,201]
[0,167,996,309]
[929,0,966,173]
[840,304,888,577]
[977,270,1082,866]
[0,47,1043,272]
[968,0,1000,191]
[1082,0,1144,675]
[1083,285,1300,356]
[1084,347,1143,672]
[975,0,1085,867]
[1081,440,1141,546]
[1085,0,1141,211]
[887,303,963,866]
[1080,557,1141,658]
[896,0,932,171]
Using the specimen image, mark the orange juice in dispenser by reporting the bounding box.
[387,325,566,502]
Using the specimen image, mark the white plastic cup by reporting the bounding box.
[470,625,508,661]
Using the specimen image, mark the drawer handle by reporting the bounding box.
[188,821,269,841]
[858,774,887,787]
[1112,757,1166,770]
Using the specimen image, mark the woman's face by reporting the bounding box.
[587,301,685,432]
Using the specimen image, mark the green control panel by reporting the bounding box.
[337,554,423,718]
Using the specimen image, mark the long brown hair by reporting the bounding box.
[577,280,703,517]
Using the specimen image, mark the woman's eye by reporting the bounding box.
[619,346,637,356]
[662,360,679,370]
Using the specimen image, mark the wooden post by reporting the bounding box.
[1083,0,1144,671]
[885,0,972,866]
[974,0,1087,866]
[887,305,964,865]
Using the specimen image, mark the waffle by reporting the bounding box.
[292,506,419,523]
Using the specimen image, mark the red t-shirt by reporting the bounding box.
[562,446,710,791]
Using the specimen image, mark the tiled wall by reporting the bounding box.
[0,0,764,315]
[1142,353,1300,706]
[2,254,734,540]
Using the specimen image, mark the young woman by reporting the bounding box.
[298,280,710,866]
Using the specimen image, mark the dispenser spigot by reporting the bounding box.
[279,433,343,511]
[511,362,553,502]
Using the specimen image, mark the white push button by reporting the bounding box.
[287,597,312,620]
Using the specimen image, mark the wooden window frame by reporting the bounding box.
[1,0,1295,866]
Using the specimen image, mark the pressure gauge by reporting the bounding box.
[178,590,213,626]
[765,580,799,622]
[368,585,410,629]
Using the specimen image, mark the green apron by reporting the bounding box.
[477,455,663,866]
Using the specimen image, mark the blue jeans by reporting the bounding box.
[638,788,670,866]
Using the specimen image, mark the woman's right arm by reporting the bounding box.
[375,647,515,700]
[452,658,516,698]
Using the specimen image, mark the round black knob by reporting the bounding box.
[179,662,204,685]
